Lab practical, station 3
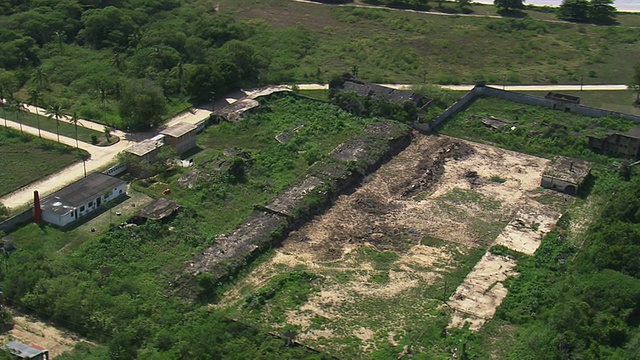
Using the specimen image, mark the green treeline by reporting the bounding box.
[497,171,640,359]
[0,0,316,129]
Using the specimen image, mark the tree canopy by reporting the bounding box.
[558,0,617,24]
[494,0,525,12]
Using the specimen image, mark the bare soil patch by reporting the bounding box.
[220,133,570,356]
[0,310,91,358]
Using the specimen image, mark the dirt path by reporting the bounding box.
[218,133,570,354]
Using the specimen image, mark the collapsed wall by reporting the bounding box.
[182,121,411,293]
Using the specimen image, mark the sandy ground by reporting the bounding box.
[218,133,571,354]
[0,310,91,358]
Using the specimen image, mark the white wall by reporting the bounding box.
[42,210,75,227]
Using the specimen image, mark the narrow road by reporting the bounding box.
[294,83,630,91]
[0,117,134,210]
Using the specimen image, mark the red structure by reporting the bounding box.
[33,190,42,225]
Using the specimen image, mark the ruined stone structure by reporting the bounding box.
[541,156,592,195]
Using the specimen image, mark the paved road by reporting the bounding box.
[294,83,630,91]
[0,117,134,210]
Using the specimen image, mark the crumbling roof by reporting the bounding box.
[543,155,591,185]
[545,92,580,104]
[41,173,126,216]
[6,341,48,359]
[160,122,197,138]
[214,98,260,122]
[136,198,180,220]
[342,80,427,105]
[588,127,640,141]
[125,137,164,157]
[264,176,325,216]
[625,127,640,139]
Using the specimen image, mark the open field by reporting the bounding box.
[132,94,379,235]
[438,96,638,162]
[0,128,87,198]
[520,90,640,116]
[219,0,640,85]
[217,134,571,358]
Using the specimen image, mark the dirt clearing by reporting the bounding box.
[218,134,571,357]
[0,310,91,358]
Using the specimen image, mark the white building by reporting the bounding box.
[40,173,126,227]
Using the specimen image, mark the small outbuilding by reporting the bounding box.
[5,341,49,360]
[339,76,432,109]
[160,122,197,154]
[588,128,640,160]
[214,98,260,123]
[124,135,165,162]
[131,197,180,224]
[541,156,591,196]
[40,173,126,227]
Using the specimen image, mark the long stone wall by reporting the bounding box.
[481,86,640,123]
[416,85,640,133]
[182,121,412,295]
[414,87,482,133]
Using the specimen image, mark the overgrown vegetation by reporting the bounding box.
[439,96,636,162]
[491,168,640,358]
[0,127,88,197]
[1,0,639,132]
[0,95,382,358]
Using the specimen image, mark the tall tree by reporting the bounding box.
[176,59,185,95]
[27,88,44,138]
[0,71,18,128]
[558,0,590,22]
[495,0,525,12]
[31,68,49,90]
[69,111,80,148]
[46,104,65,143]
[631,61,640,105]
[11,99,26,134]
[111,52,126,72]
[588,0,616,24]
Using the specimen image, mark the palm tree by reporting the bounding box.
[46,104,64,143]
[11,99,26,134]
[0,86,7,128]
[176,59,185,95]
[27,88,43,138]
[111,52,126,72]
[69,112,79,148]
[31,68,48,90]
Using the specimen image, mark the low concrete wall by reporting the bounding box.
[414,87,482,133]
[417,85,640,133]
[482,86,640,123]
[0,208,33,233]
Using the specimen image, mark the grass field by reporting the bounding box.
[218,0,640,86]
[132,94,379,235]
[0,107,107,145]
[520,90,640,116]
[438,96,638,162]
[0,127,88,197]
